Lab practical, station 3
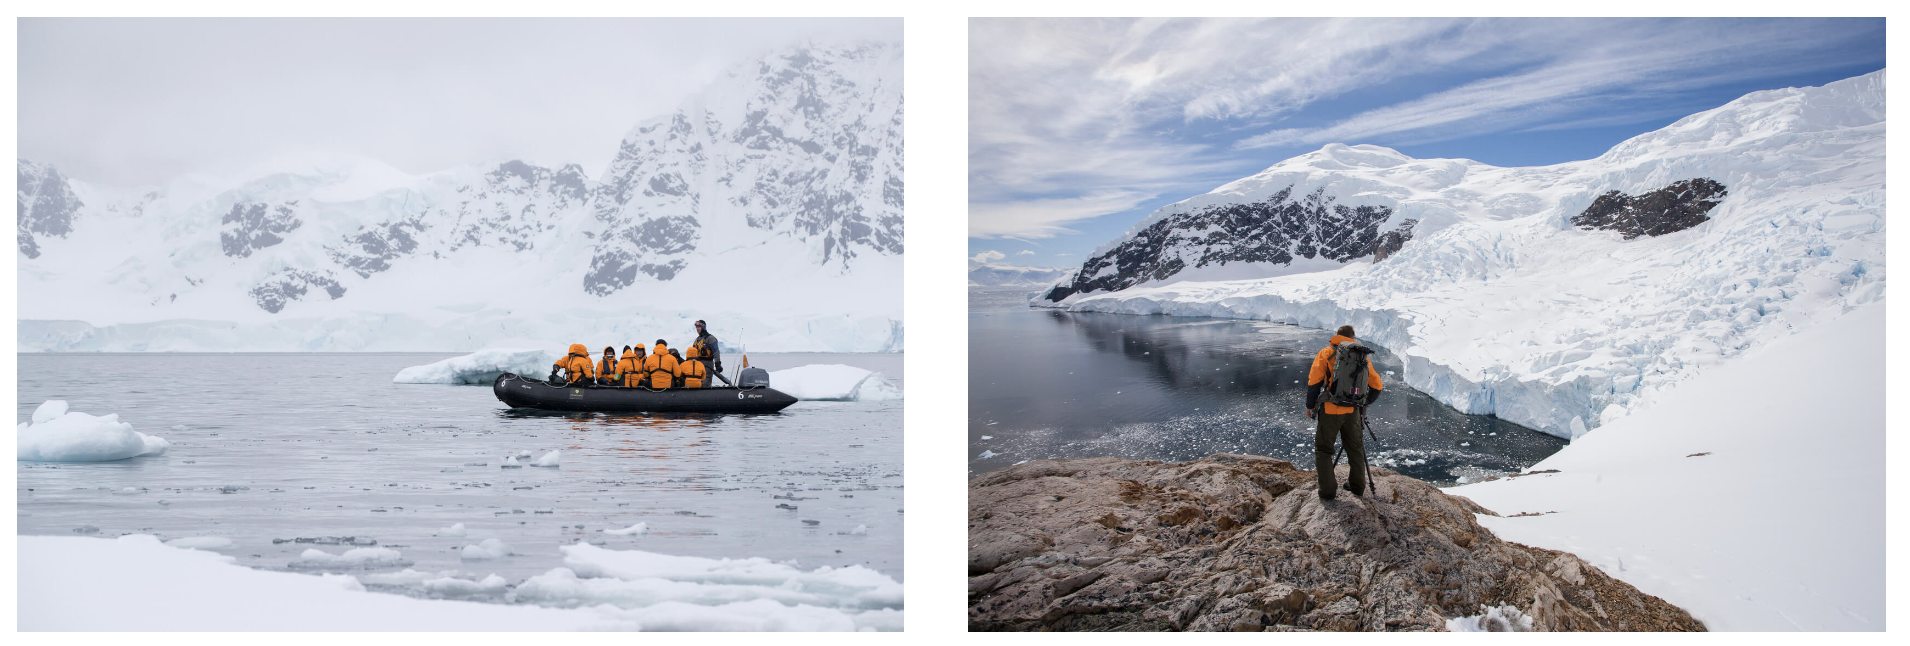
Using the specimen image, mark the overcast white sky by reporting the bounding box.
[19,18,900,186]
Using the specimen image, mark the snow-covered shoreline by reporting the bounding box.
[1451,302,1882,631]
[20,534,903,631]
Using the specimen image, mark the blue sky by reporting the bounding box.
[968,17,1884,267]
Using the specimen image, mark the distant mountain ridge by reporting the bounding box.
[18,42,904,353]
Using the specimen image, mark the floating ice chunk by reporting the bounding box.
[850,525,869,535]
[393,348,556,385]
[18,400,171,462]
[532,450,561,467]
[291,546,408,568]
[501,456,522,468]
[422,573,509,596]
[516,450,532,458]
[980,436,993,440]
[767,365,904,401]
[164,536,233,550]
[603,522,648,536]
[514,543,906,620]
[978,450,998,459]
[461,538,512,560]
[361,569,457,586]
[1447,604,1535,632]
[34,400,69,423]
[435,523,467,538]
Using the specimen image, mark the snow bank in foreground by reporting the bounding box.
[393,348,555,385]
[1446,605,1534,632]
[17,400,170,462]
[514,543,902,630]
[21,535,903,631]
[767,364,903,401]
[18,534,613,630]
[1451,303,1882,631]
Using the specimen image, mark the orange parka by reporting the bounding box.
[616,347,645,387]
[1307,335,1384,415]
[679,345,709,388]
[642,342,679,389]
[596,348,619,382]
[552,343,594,383]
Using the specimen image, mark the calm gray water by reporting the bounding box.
[18,352,903,594]
[969,289,1563,484]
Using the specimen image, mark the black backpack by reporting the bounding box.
[1324,341,1376,408]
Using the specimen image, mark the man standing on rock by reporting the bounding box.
[1306,325,1384,500]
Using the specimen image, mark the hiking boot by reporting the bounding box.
[1345,485,1364,497]
[1317,490,1336,502]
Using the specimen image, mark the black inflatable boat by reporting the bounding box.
[492,372,798,413]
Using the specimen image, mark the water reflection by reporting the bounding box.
[970,293,1564,485]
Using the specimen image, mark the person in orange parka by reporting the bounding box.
[616,345,646,387]
[678,344,709,388]
[595,346,619,386]
[1305,325,1384,500]
[642,339,679,389]
[550,343,595,385]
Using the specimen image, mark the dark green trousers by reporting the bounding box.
[1314,411,1367,495]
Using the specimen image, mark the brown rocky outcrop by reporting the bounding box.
[968,454,1704,632]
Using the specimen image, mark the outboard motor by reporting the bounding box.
[737,366,770,388]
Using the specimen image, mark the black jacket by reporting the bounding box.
[694,331,722,372]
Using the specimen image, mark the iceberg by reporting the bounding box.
[18,400,171,462]
[393,348,555,385]
[768,364,903,402]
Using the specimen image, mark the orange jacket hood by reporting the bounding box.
[567,343,588,356]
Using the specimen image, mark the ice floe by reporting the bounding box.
[767,364,903,401]
[290,546,409,568]
[532,450,561,467]
[460,538,513,560]
[603,522,648,536]
[17,400,171,462]
[392,348,555,385]
[435,523,468,538]
[163,536,233,550]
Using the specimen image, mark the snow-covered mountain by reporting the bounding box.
[18,42,903,353]
[1040,70,1884,439]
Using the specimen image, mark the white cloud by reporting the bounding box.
[968,190,1155,240]
[1017,250,1035,255]
[969,250,1006,264]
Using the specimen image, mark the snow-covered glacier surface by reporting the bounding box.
[16,42,902,353]
[1046,71,1884,439]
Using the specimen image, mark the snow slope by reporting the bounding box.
[968,262,1071,288]
[1450,302,1882,631]
[17,42,902,353]
[21,534,903,631]
[1048,71,1884,439]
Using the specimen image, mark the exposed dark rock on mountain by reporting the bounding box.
[1571,178,1727,240]
[249,269,346,314]
[328,217,429,278]
[1042,186,1406,302]
[220,201,304,258]
[1371,219,1417,263]
[17,160,83,259]
[969,454,1704,632]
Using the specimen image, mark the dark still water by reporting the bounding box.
[969,289,1563,484]
[18,352,903,591]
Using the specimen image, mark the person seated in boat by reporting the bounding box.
[679,345,710,388]
[550,343,594,385]
[596,346,619,386]
[642,339,679,389]
[616,345,645,387]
